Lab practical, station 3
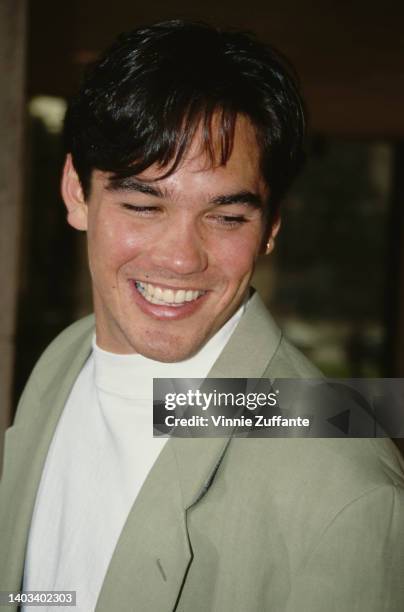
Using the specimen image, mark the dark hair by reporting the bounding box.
[64,20,307,222]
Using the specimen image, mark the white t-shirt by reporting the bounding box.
[23,303,245,612]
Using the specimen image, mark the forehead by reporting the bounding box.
[102,115,266,196]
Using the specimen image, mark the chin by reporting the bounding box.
[128,332,206,363]
[137,346,200,363]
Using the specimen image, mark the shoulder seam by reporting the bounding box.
[302,483,400,568]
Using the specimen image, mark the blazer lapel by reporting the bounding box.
[170,293,282,506]
[206,290,282,378]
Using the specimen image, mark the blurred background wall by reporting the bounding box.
[2,1,404,448]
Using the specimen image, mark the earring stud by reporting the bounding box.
[265,239,273,254]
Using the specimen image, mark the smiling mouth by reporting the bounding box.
[134,281,206,306]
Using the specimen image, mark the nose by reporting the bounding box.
[149,218,208,276]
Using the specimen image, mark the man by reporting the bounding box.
[1,20,404,612]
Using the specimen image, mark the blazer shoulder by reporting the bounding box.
[224,436,404,550]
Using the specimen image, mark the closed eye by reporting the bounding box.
[209,215,248,227]
[121,203,158,214]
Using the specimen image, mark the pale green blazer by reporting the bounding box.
[1,293,404,611]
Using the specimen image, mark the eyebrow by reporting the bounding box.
[106,177,165,197]
[106,177,263,209]
[210,190,263,208]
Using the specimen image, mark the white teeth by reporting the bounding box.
[164,288,174,303]
[154,286,163,300]
[135,281,204,305]
[174,290,186,303]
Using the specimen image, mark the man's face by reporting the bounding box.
[63,117,277,361]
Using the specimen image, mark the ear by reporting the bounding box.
[61,154,88,231]
[264,216,281,255]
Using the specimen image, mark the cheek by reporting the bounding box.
[88,216,147,269]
